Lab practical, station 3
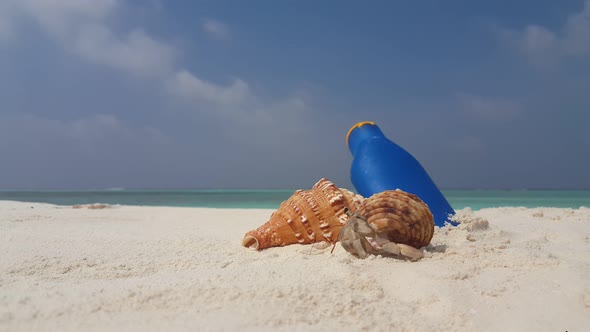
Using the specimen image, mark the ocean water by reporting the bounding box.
[0,190,589,210]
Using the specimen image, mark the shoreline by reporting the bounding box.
[1,201,589,331]
[2,189,590,212]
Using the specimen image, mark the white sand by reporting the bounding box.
[1,201,589,332]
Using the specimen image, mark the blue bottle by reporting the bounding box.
[347,121,456,227]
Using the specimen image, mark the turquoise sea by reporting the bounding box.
[0,190,589,210]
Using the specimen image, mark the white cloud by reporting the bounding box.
[2,0,295,116]
[4,0,250,100]
[74,25,176,77]
[3,0,174,76]
[166,69,312,151]
[167,70,252,107]
[19,0,118,36]
[502,0,590,64]
[202,18,230,39]
[3,0,313,150]
[457,93,522,119]
[521,25,556,53]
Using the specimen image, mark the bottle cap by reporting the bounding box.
[346,121,375,145]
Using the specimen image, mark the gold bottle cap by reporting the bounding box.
[346,121,376,145]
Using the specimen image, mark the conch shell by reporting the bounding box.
[360,189,434,249]
[242,178,364,250]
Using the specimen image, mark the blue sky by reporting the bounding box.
[1,0,589,190]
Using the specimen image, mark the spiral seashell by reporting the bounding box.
[242,178,364,250]
[360,189,434,249]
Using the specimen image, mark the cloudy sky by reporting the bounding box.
[1,0,589,190]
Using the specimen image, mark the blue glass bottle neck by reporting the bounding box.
[348,124,389,156]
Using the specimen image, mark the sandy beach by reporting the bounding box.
[1,200,589,331]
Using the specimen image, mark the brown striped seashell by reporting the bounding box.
[242,178,364,250]
[361,189,434,249]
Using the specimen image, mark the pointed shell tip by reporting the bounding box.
[242,235,260,250]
